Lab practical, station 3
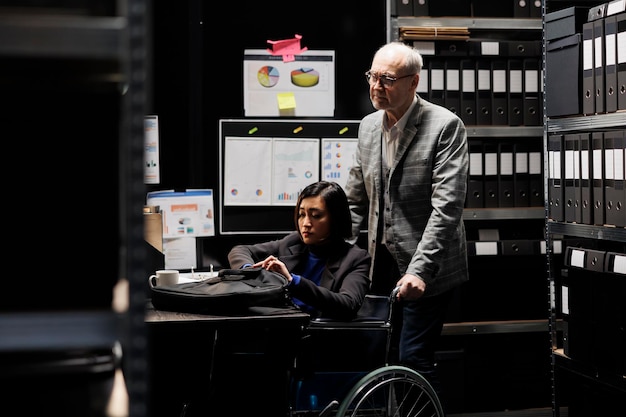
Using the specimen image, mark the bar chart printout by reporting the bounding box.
[272,138,319,205]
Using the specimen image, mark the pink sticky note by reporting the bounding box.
[267,34,308,62]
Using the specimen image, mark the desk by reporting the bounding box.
[145,302,310,417]
[145,303,310,326]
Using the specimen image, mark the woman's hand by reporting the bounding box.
[253,256,292,282]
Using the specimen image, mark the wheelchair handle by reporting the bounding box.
[390,286,401,303]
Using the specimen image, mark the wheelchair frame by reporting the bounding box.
[288,288,445,417]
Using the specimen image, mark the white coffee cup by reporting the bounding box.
[149,270,180,287]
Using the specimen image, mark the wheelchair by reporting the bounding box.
[288,288,445,417]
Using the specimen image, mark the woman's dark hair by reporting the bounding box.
[293,181,352,241]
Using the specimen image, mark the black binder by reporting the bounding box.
[588,2,608,22]
[500,240,535,256]
[412,0,428,16]
[529,139,544,207]
[529,0,541,18]
[604,130,617,225]
[504,40,542,57]
[429,0,470,16]
[523,58,541,126]
[508,59,524,126]
[513,140,530,207]
[467,39,486,57]
[444,59,461,116]
[604,130,625,227]
[436,40,469,57]
[491,59,509,125]
[605,14,619,113]
[428,58,446,107]
[549,134,565,221]
[460,58,477,126]
[473,0,513,17]
[582,22,595,115]
[467,138,485,208]
[574,134,584,224]
[394,0,413,16]
[579,132,594,225]
[604,1,626,113]
[598,251,626,374]
[563,246,599,364]
[514,0,529,18]
[470,39,541,57]
[483,140,499,208]
[498,139,515,207]
[594,18,606,113]
[416,62,429,99]
[564,133,579,223]
[476,59,492,125]
[592,132,605,225]
[618,13,626,110]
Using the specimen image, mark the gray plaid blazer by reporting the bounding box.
[344,94,469,297]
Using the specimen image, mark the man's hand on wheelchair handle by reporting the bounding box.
[394,273,426,301]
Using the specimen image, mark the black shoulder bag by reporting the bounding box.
[149,267,296,315]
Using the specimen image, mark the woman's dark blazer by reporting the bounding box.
[228,231,372,320]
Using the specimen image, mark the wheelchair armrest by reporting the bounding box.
[309,317,389,328]
[309,293,392,328]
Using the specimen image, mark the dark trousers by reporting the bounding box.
[398,291,452,399]
[372,244,454,411]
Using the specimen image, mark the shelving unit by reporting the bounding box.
[0,2,148,416]
[543,1,626,414]
[390,10,550,415]
[545,114,626,416]
[393,16,542,36]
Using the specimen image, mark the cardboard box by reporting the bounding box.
[144,212,163,253]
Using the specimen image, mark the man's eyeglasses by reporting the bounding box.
[365,71,415,88]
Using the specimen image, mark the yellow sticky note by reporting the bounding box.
[277,92,296,110]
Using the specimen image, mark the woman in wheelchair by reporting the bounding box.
[228,180,371,321]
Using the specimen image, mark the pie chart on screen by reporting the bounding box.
[291,68,319,87]
[257,66,280,88]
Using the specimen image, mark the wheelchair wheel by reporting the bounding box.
[335,365,444,417]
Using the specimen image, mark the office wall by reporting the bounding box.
[151,0,387,266]
[152,0,386,185]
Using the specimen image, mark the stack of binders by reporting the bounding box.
[548,133,565,221]
[465,137,543,209]
[392,0,540,18]
[582,0,626,114]
[546,0,626,117]
[548,128,626,227]
[414,37,543,127]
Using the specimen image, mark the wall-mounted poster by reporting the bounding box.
[243,49,335,117]
[144,115,160,184]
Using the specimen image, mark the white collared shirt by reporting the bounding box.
[382,96,418,167]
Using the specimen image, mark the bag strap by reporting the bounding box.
[204,267,264,285]
[218,267,263,277]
